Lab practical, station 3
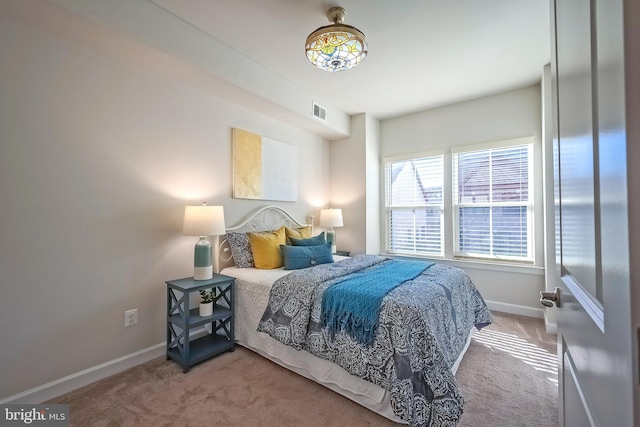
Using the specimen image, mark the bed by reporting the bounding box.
[218,206,492,427]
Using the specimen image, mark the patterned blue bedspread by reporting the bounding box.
[257,255,493,427]
[322,259,431,347]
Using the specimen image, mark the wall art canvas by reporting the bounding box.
[232,128,297,201]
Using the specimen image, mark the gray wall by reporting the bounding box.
[0,14,330,399]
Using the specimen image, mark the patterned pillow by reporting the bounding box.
[226,232,254,268]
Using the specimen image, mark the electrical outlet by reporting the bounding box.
[125,308,138,327]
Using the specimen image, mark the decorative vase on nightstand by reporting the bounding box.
[199,289,214,317]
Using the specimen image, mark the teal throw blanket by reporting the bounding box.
[321,259,433,347]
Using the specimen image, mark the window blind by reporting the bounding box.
[452,143,533,261]
[384,155,443,256]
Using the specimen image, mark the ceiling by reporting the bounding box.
[151,0,551,119]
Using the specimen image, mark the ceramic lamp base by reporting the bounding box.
[326,229,336,254]
[194,265,213,281]
[193,236,213,280]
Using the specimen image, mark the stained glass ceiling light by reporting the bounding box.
[305,7,367,72]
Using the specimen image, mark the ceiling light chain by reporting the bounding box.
[305,6,368,72]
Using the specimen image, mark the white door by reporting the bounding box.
[549,0,639,426]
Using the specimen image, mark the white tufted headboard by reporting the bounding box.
[218,206,313,272]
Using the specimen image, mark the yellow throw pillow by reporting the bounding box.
[285,225,312,240]
[248,226,286,269]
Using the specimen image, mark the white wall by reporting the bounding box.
[365,115,381,254]
[328,113,380,255]
[380,85,546,316]
[1,0,350,139]
[0,14,330,400]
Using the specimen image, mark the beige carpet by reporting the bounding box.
[48,312,558,426]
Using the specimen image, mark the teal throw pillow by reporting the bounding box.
[280,242,334,270]
[289,232,325,246]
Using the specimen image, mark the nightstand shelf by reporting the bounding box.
[168,306,232,329]
[166,275,235,373]
[334,250,350,256]
[166,333,232,367]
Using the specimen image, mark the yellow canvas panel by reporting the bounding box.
[232,128,262,199]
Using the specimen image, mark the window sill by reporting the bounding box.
[381,252,544,276]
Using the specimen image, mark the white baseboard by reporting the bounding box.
[485,300,545,319]
[544,312,558,334]
[0,301,549,405]
[545,319,558,334]
[0,343,165,404]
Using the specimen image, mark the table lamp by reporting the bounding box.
[183,203,226,280]
[320,208,343,254]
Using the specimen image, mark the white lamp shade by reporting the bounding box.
[183,205,226,236]
[319,208,343,228]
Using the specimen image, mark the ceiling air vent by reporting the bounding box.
[312,102,326,120]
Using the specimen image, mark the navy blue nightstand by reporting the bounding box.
[166,274,235,373]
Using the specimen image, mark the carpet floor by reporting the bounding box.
[48,312,558,426]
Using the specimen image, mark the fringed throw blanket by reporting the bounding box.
[258,255,493,427]
[322,260,433,346]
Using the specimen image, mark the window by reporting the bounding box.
[382,137,535,265]
[384,154,443,256]
[452,141,533,262]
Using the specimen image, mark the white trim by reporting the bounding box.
[562,273,604,332]
[0,343,165,404]
[383,149,444,163]
[383,253,544,276]
[564,351,600,427]
[450,136,535,154]
[544,312,558,334]
[444,257,543,275]
[452,141,535,262]
[486,300,545,319]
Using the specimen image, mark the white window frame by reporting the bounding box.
[383,151,444,257]
[451,137,535,263]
